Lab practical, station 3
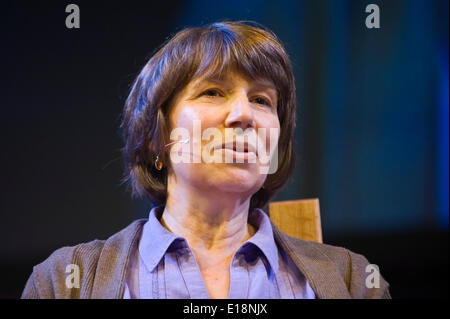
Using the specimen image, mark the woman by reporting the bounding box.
[21,21,390,299]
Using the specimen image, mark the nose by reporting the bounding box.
[224,92,256,130]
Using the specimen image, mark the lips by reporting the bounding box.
[214,141,257,156]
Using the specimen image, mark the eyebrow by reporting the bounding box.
[190,75,277,94]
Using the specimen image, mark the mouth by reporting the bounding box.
[215,141,258,156]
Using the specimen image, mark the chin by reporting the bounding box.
[215,173,263,194]
[186,164,264,194]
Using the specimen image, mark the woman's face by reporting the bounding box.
[166,70,280,199]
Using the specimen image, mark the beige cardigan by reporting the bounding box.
[21,219,391,299]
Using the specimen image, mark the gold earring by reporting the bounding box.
[155,154,163,170]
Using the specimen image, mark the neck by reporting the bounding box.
[161,177,255,261]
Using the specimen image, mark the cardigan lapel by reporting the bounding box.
[91,219,146,298]
[271,222,351,299]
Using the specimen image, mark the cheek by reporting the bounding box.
[171,104,221,131]
[169,105,223,161]
[256,111,280,128]
[257,115,281,148]
[171,105,199,131]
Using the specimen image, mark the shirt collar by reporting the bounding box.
[138,205,279,274]
[244,208,280,274]
[139,205,185,272]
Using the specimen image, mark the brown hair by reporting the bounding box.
[120,21,297,212]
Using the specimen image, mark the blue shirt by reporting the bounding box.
[123,206,315,299]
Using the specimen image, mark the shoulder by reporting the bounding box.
[21,239,106,299]
[275,230,391,299]
[21,219,147,299]
[291,237,360,274]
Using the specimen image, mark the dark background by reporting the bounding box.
[1,0,448,298]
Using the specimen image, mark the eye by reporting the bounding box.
[199,88,222,97]
[252,96,271,107]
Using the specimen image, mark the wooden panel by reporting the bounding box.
[269,198,323,243]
